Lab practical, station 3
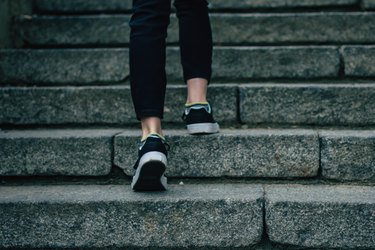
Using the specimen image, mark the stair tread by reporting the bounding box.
[1,83,375,126]
[265,184,375,248]
[0,184,264,248]
[1,128,374,181]
[0,184,373,249]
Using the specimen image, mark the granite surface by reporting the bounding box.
[0,47,339,84]
[114,129,319,178]
[0,84,236,125]
[342,46,375,77]
[266,184,375,248]
[0,49,128,84]
[320,130,375,181]
[16,13,375,45]
[0,129,119,176]
[0,184,264,248]
[34,0,358,12]
[239,83,375,125]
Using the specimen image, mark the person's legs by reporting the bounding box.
[186,78,208,104]
[174,0,219,134]
[129,0,171,139]
[174,0,212,86]
[129,0,171,191]
[174,0,212,104]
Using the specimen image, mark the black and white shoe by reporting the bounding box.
[131,134,169,191]
[182,102,220,134]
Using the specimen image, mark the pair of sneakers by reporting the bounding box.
[131,102,219,191]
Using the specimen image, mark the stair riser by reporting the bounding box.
[0,185,264,249]
[342,46,375,77]
[266,185,375,248]
[1,129,374,181]
[0,184,373,249]
[239,84,375,126]
[115,129,320,178]
[0,47,340,84]
[0,130,120,176]
[33,0,360,13]
[0,85,236,125]
[2,84,375,126]
[16,13,375,45]
[321,130,375,181]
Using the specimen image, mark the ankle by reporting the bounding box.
[186,78,208,104]
[141,132,165,141]
[141,117,163,140]
[185,101,209,106]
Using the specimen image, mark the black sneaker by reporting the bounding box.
[182,102,220,134]
[131,134,169,191]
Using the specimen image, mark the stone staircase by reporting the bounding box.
[1,0,375,249]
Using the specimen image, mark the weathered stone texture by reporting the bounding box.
[0,184,264,248]
[168,47,339,81]
[210,0,358,9]
[34,0,358,12]
[114,129,319,178]
[0,86,134,125]
[0,85,236,125]
[266,185,375,248]
[211,13,375,44]
[15,15,135,46]
[320,130,375,181]
[34,0,133,12]
[0,129,119,176]
[240,83,375,125]
[16,13,375,45]
[0,49,128,84]
[342,46,375,77]
[1,47,339,84]
[217,46,339,79]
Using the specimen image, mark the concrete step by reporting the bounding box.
[239,83,375,126]
[265,184,375,249]
[0,84,237,125]
[1,84,375,126]
[1,129,374,181]
[0,184,374,249]
[0,47,340,84]
[342,45,375,78]
[15,12,375,46]
[114,129,320,178]
[33,0,359,13]
[0,129,121,176]
[0,128,318,178]
[320,130,375,181]
[0,184,264,249]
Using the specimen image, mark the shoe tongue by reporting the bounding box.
[139,134,164,150]
[141,133,165,142]
[185,103,211,114]
[148,134,164,140]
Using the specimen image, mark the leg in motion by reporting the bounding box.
[174,0,219,134]
[129,0,171,191]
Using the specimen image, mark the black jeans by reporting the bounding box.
[129,0,212,120]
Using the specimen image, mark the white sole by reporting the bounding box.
[131,152,167,191]
[187,123,220,134]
